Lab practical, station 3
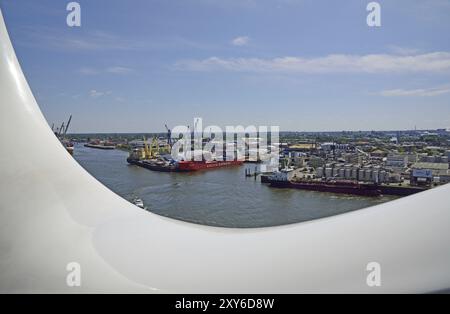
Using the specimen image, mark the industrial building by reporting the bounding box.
[419,155,449,164]
[320,142,350,152]
[411,162,450,186]
[385,154,408,168]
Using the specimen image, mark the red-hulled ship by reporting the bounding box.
[177,160,243,172]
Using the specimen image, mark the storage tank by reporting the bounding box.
[373,171,379,183]
[345,168,352,179]
[351,167,359,179]
[316,167,324,177]
[364,169,372,181]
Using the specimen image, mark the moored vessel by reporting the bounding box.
[270,179,382,197]
[177,160,243,172]
[265,168,382,197]
[84,140,115,150]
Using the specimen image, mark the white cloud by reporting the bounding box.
[387,45,421,56]
[380,86,450,97]
[175,52,450,74]
[79,67,99,75]
[106,66,133,74]
[79,66,133,75]
[231,36,250,46]
[89,90,112,98]
[17,26,215,53]
[58,31,148,51]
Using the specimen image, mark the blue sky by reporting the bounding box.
[1,0,450,132]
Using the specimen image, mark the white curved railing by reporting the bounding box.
[0,8,449,293]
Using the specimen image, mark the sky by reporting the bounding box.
[1,0,450,133]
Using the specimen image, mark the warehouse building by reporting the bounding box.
[411,162,450,186]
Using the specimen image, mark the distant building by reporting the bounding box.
[342,153,361,165]
[386,154,408,168]
[320,142,349,152]
[411,169,433,186]
[286,143,316,152]
[370,149,387,158]
[128,140,146,148]
[411,162,450,186]
[284,151,307,167]
[405,153,418,163]
[438,172,450,184]
[412,162,449,171]
[419,155,449,164]
[390,137,398,144]
[308,156,325,168]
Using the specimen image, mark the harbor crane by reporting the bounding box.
[55,115,72,138]
[63,115,72,136]
[57,122,65,137]
[165,124,172,147]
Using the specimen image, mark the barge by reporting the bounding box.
[270,179,382,197]
[85,143,115,150]
[177,160,243,172]
[127,158,178,172]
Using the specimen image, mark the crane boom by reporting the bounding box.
[165,124,172,147]
[58,122,65,137]
[64,115,72,135]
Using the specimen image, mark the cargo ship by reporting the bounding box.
[177,160,243,172]
[265,169,382,196]
[270,179,382,197]
[361,183,426,196]
[127,158,178,172]
[128,157,243,172]
[84,140,115,150]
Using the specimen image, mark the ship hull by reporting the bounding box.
[270,180,382,197]
[127,158,177,172]
[127,158,243,172]
[85,144,115,150]
[177,160,243,172]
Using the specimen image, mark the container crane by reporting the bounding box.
[57,122,65,137]
[165,124,172,147]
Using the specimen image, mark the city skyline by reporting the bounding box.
[1,0,450,132]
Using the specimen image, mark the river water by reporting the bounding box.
[73,143,397,228]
